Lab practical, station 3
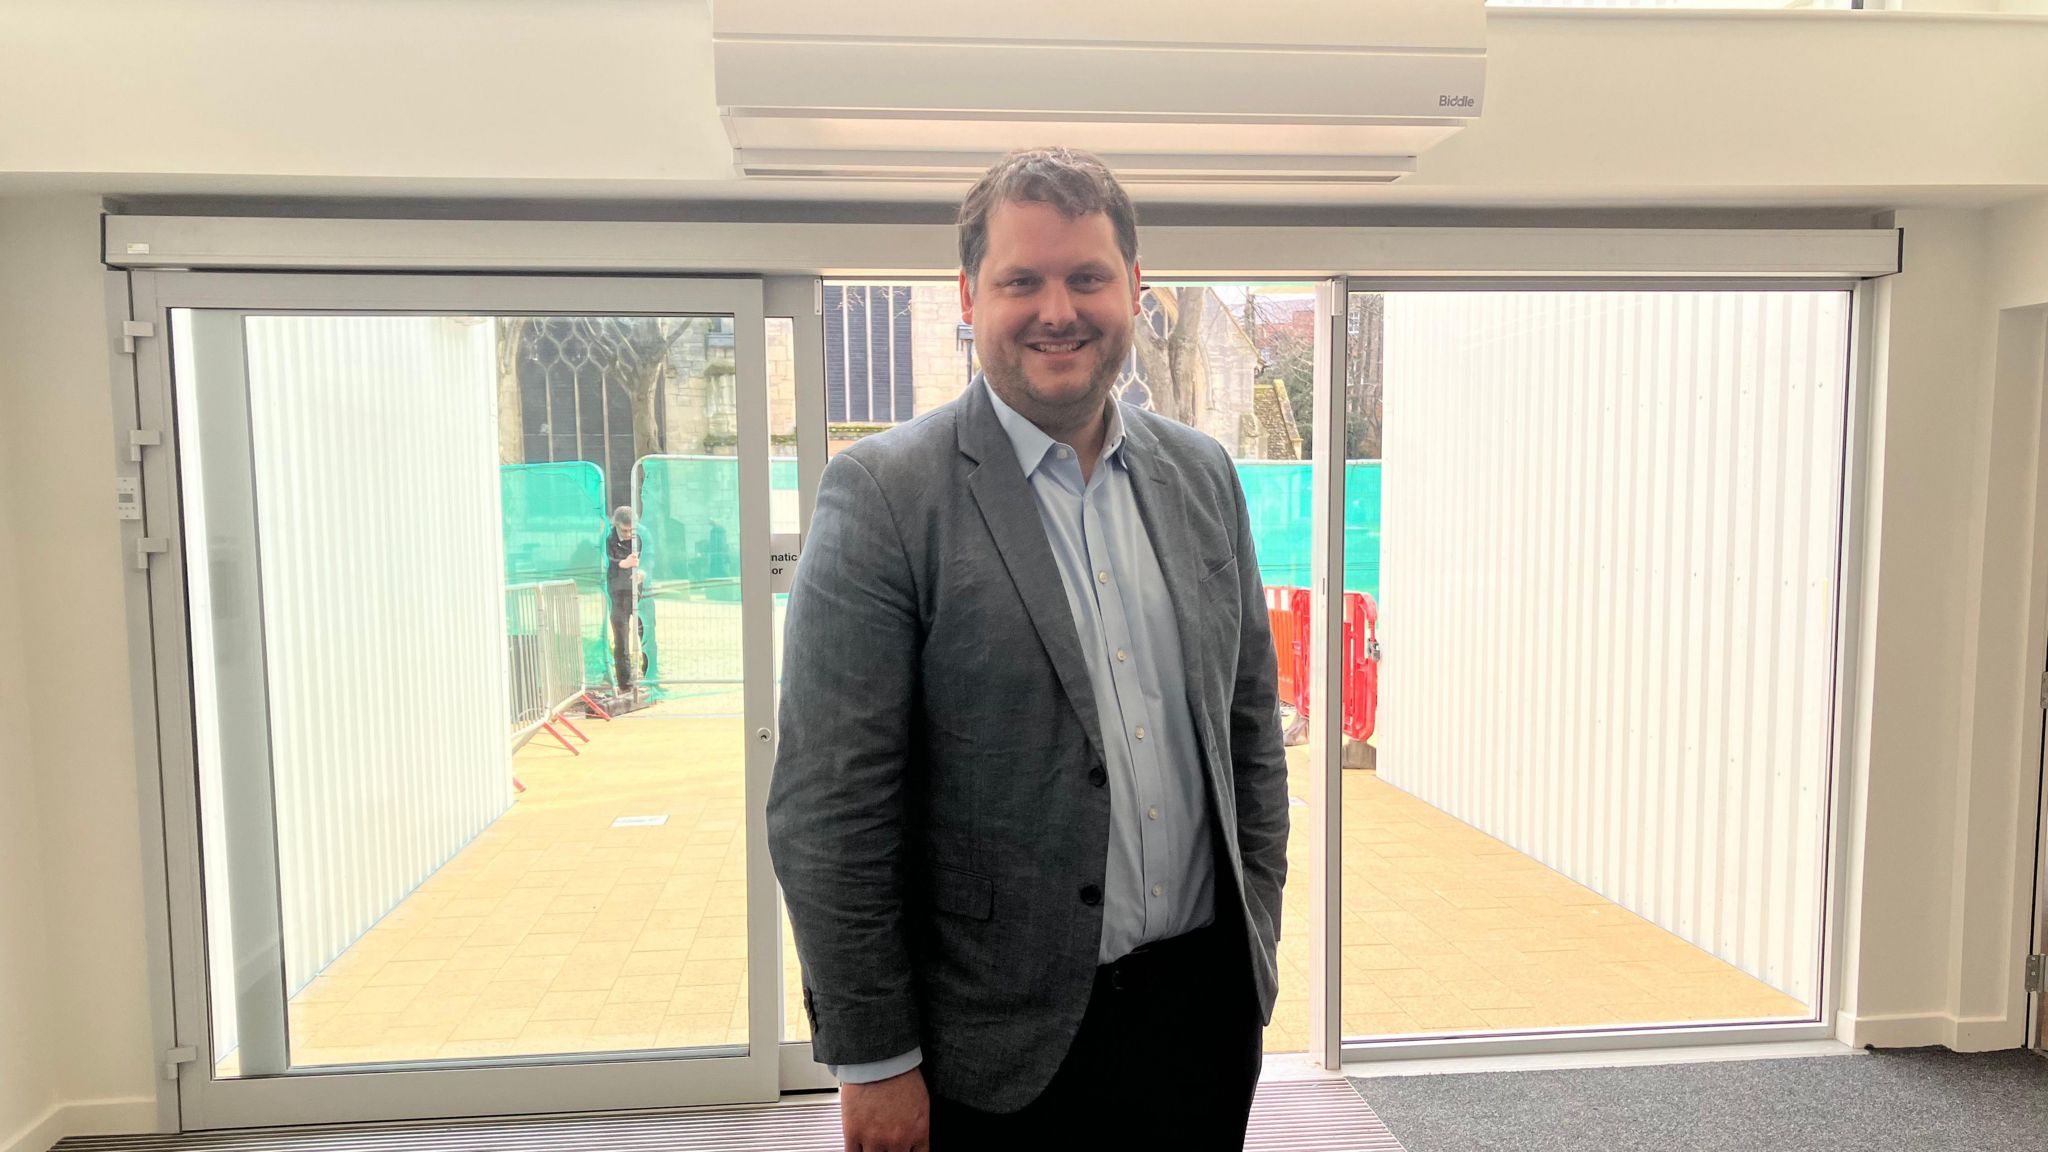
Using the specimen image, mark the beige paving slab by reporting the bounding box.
[229,699,1808,1076]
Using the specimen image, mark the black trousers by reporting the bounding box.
[929,918,1262,1151]
[608,588,637,691]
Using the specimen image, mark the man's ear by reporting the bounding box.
[1130,261,1144,315]
[959,270,975,325]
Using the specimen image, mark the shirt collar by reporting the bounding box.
[982,376,1128,479]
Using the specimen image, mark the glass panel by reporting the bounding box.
[176,311,760,1075]
[768,317,799,536]
[1207,283,1321,1058]
[1340,290,1848,1041]
[824,280,974,454]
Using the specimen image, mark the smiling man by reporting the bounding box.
[768,147,1290,1152]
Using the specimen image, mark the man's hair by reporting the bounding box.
[958,146,1138,290]
[612,505,635,526]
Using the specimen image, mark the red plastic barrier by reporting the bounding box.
[1265,585,1379,743]
[1289,588,1312,721]
[1265,585,1300,708]
[1342,592,1379,742]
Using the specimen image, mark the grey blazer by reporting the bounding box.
[766,377,1289,1112]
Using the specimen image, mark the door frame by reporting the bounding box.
[1331,277,1863,1065]
[101,218,1908,1131]
[762,275,839,1092]
[120,271,786,1129]
[2028,304,2048,1057]
[2033,651,2047,1053]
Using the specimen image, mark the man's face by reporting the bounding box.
[960,199,1141,433]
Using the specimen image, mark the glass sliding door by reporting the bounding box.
[132,274,786,1128]
[1340,288,1852,1045]
[118,261,1870,1127]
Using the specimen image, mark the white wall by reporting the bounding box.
[1431,11,2048,197]
[0,4,2042,1144]
[0,236,60,1152]
[1836,205,2048,1051]
[1959,194,2048,1045]
[0,196,160,1150]
[0,0,729,194]
[1990,194,2048,311]
[1950,301,2048,1044]
[0,3,2044,206]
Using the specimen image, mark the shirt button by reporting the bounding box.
[1080,884,1103,906]
[1134,726,1146,740]
[1096,570,1109,585]
[1148,806,1159,820]
[1056,446,1071,459]
[1151,884,1164,898]
[1116,649,1128,662]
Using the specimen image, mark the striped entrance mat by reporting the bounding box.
[1248,1079,1408,1150]
[58,1078,1403,1151]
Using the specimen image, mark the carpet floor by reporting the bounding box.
[1351,1047,2048,1152]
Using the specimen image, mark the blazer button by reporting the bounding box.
[1088,765,1108,787]
[1079,884,1103,906]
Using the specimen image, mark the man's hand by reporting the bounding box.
[621,554,638,568]
[840,1066,930,1152]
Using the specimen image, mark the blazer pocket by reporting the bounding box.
[929,866,994,921]
[1199,553,1238,583]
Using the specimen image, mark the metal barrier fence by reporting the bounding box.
[647,583,742,685]
[642,579,788,690]
[506,579,586,744]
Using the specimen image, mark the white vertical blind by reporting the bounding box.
[1376,291,1848,1007]
[242,315,512,990]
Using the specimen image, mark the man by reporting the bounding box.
[768,147,1289,1151]
[604,504,642,694]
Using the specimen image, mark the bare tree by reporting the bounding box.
[566,317,692,462]
[1347,293,1385,461]
[495,317,530,465]
[1240,289,1385,460]
[1241,291,1318,455]
[499,316,710,508]
[1133,286,1211,425]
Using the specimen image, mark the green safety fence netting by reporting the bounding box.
[1237,461,1382,602]
[630,456,799,693]
[500,461,612,686]
[504,455,1379,694]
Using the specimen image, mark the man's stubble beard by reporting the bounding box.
[982,326,1132,438]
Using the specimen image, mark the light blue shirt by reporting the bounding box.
[833,384,1214,1085]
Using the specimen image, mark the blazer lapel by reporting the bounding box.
[958,379,1107,767]
[1117,413,1215,770]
